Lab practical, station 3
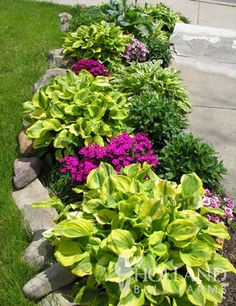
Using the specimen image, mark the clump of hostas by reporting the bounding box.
[123,39,149,62]
[71,59,110,77]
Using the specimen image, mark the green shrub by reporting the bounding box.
[159,133,227,189]
[63,21,132,64]
[23,70,129,157]
[33,162,235,306]
[128,93,188,148]
[145,35,171,67]
[112,60,191,112]
[68,5,107,32]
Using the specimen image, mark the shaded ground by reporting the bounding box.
[220,230,236,306]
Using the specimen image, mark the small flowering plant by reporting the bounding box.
[123,39,149,62]
[71,59,110,77]
[59,133,158,184]
[202,188,235,224]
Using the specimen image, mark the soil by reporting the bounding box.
[220,229,236,306]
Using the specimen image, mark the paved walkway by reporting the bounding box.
[171,24,236,200]
[37,0,236,30]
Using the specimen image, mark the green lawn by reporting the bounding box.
[0,0,72,305]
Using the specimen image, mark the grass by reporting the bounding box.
[0,0,72,305]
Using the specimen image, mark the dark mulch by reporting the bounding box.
[220,229,236,306]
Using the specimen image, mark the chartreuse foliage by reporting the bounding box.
[112,60,191,113]
[33,162,235,306]
[63,21,132,64]
[23,70,129,157]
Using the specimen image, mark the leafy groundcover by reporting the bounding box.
[20,1,236,305]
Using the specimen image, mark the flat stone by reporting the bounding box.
[12,179,57,234]
[33,68,67,92]
[23,263,77,301]
[39,292,74,306]
[23,230,53,271]
[18,130,33,156]
[14,157,43,189]
[59,12,72,32]
[48,49,71,70]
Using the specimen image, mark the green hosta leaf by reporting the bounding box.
[137,252,156,276]
[61,219,95,238]
[139,198,166,221]
[203,222,230,240]
[118,287,145,306]
[208,253,236,275]
[180,241,213,267]
[186,280,206,306]
[94,209,116,225]
[32,196,64,211]
[167,219,198,241]
[202,278,223,303]
[102,229,136,257]
[43,118,62,131]
[71,252,92,277]
[94,263,107,284]
[161,272,186,297]
[180,173,204,205]
[200,207,225,216]
[55,239,85,266]
[110,175,131,193]
[53,129,75,148]
[27,120,44,139]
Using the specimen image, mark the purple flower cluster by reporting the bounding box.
[59,133,158,184]
[202,189,235,224]
[123,39,149,62]
[71,59,110,77]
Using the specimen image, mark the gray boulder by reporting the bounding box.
[33,68,67,92]
[18,130,33,156]
[23,263,77,301]
[14,157,43,189]
[12,178,57,234]
[39,292,74,306]
[23,230,53,271]
[48,49,71,69]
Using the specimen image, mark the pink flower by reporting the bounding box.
[212,216,220,223]
[206,215,212,221]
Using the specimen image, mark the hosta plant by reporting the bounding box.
[23,70,129,157]
[112,60,191,112]
[159,133,227,189]
[34,162,235,306]
[63,21,132,64]
[142,3,180,33]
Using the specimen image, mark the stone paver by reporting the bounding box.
[171,23,236,201]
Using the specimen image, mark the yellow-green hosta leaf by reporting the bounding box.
[43,118,62,131]
[161,273,186,297]
[61,219,95,238]
[94,263,107,284]
[137,252,156,276]
[64,104,80,116]
[105,260,134,283]
[148,231,165,245]
[203,222,230,240]
[53,129,75,148]
[180,173,204,198]
[208,253,236,276]
[103,229,136,257]
[55,239,84,266]
[139,198,166,221]
[186,280,206,306]
[202,278,223,303]
[118,287,145,306]
[94,209,116,225]
[180,241,213,267]
[71,252,92,277]
[32,196,64,211]
[167,219,198,241]
[27,120,44,139]
[110,175,131,193]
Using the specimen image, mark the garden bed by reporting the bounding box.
[11,1,236,305]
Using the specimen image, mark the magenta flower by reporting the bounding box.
[59,133,158,184]
[71,59,110,77]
